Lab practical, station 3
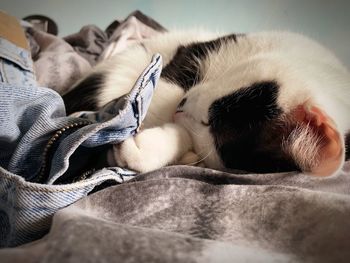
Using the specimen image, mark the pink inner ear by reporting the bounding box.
[292,104,344,176]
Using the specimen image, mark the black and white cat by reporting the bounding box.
[63,30,350,176]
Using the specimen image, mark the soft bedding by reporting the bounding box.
[1,164,350,262]
[0,10,349,263]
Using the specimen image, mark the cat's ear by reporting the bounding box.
[284,102,344,176]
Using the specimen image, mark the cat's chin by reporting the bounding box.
[173,111,186,123]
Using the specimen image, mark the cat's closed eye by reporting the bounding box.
[177,97,187,109]
[201,120,209,126]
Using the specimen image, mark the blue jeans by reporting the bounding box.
[0,35,162,247]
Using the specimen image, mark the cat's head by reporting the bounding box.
[174,61,345,176]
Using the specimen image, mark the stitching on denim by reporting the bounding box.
[0,60,8,83]
[0,39,32,72]
[1,173,122,193]
[134,55,161,126]
[0,52,31,71]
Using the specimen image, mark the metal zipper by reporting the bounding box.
[72,168,96,183]
[33,120,92,183]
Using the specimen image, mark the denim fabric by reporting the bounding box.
[0,36,162,247]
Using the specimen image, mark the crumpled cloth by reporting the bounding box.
[101,10,167,60]
[24,10,166,94]
[64,25,108,66]
[26,27,92,94]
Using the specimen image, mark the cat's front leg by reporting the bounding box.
[109,123,193,173]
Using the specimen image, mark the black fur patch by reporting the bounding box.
[62,73,105,115]
[161,34,241,91]
[209,81,282,130]
[209,81,298,173]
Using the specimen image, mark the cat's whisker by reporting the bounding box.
[179,121,209,139]
[184,148,214,166]
[208,52,236,82]
[200,66,210,83]
[200,53,215,83]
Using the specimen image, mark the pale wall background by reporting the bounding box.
[2,0,350,66]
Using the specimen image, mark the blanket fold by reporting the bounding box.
[1,165,350,262]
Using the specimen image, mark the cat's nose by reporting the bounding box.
[177,98,187,109]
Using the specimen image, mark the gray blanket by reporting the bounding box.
[1,162,350,262]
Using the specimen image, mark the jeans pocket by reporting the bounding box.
[0,38,36,86]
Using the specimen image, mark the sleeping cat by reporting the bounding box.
[63,30,350,176]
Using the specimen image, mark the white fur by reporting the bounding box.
[88,30,350,173]
[110,123,192,172]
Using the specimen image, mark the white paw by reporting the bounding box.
[111,136,158,173]
[108,123,193,173]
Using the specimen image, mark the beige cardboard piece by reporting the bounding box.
[0,11,28,50]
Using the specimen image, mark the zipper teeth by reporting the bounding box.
[72,168,96,183]
[34,120,92,183]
